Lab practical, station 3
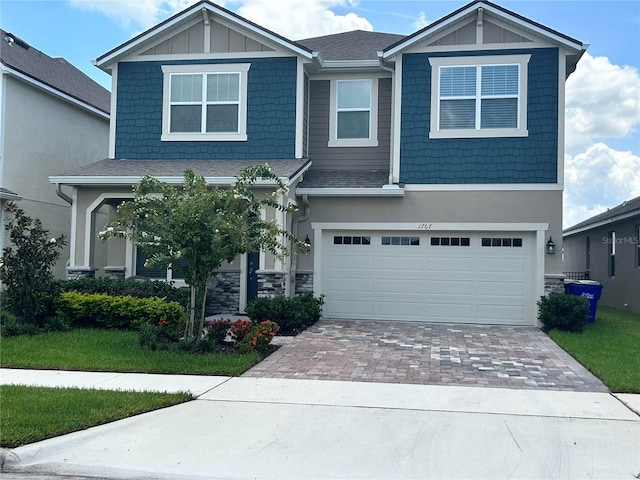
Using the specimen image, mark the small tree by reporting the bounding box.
[99,166,303,340]
[0,202,66,325]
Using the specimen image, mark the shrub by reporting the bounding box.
[54,291,185,330]
[246,293,324,335]
[0,202,65,326]
[236,321,280,354]
[1,310,38,337]
[537,293,589,333]
[59,278,189,309]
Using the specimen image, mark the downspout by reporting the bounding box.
[378,55,396,185]
[290,194,310,296]
[55,183,73,269]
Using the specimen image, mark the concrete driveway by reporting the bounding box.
[245,320,608,392]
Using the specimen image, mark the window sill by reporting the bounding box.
[161,133,247,142]
[328,139,379,148]
[429,129,528,139]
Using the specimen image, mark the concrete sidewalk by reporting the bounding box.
[2,370,639,479]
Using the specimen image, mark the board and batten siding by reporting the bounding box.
[307,78,392,170]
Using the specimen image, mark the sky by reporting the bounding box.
[1,0,639,228]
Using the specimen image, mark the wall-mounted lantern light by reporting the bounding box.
[304,234,311,248]
[546,236,556,254]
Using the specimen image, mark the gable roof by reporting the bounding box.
[0,29,110,115]
[95,0,312,71]
[564,196,640,236]
[298,30,404,62]
[383,0,586,68]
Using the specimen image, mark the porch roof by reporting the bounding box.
[49,158,311,187]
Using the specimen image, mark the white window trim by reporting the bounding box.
[161,63,250,142]
[328,77,379,148]
[429,54,530,139]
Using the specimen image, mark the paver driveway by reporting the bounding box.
[244,320,608,392]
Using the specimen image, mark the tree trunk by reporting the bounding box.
[187,284,197,341]
[197,284,208,336]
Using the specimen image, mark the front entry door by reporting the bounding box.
[247,251,259,303]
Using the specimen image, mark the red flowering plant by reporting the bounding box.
[236,320,280,354]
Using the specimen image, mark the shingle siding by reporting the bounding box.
[399,48,559,184]
[307,78,391,170]
[115,57,297,159]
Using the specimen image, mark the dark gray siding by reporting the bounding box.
[308,78,391,170]
[563,217,640,313]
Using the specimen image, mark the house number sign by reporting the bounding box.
[417,223,433,230]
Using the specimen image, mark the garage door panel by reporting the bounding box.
[377,300,424,317]
[426,279,476,295]
[330,255,374,272]
[478,304,526,323]
[378,255,424,272]
[329,278,374,293]
[324,231,534,325]
[478,280,525,297]
[330,299,374,317]
[427,256,475,274]
[378,278,422,294]
[478,257,526,274]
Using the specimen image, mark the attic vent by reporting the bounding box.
[4,33,30,49]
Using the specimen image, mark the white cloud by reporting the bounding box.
[67,0,201,29]
[236,0,372,39]
[564,143,640,227]
[565,53,640,155]
[412,12,429,30]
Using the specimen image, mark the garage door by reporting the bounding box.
[323,231,535,325]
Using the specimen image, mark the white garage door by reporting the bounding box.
[323,231,535,325]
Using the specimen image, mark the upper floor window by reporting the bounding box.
[329,78,378,148]
[429,55,530,139]
[161,63,250,142]
[608,231,616,277]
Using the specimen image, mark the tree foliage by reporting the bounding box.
[99,166,303,339]
[0,202,66,325]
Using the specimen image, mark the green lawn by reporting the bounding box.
[548,306,640,393]
[0,328,261,375]
[0,385,193,448]
[0,328,264,448]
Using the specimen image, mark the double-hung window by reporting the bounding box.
[329,78,378,147]
[429,55,530,138]
[161,64,250,141]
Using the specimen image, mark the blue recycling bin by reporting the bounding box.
[564,280,603,323]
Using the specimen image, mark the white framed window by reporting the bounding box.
[429,55,530,139]
[161,63,250,142]
[329,78,378,147]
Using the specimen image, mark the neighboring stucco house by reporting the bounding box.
[0,30,110,278]
[563,196,640,313]
[50,0,587,325]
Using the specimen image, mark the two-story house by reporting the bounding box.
[1,30,110,278]
[50,0,586,325]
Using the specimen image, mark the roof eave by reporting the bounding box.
[382,0,585,60]
[95,1,312,72]
[563,208,640,237]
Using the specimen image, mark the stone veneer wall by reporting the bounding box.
[104,266,126,280]
[208,271,241,315]
[256,270,286,298]
[544,274,565,295]
[66,267,97,280]
[295,271,314,295]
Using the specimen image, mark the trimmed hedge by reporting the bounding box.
[245,293,324,335]
[58,278,190,309]
[54,291,185,330]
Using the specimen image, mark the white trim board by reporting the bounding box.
[311,222,549,232]
[403,184,562,191]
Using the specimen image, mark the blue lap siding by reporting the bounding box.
[400,48,559,184]
[115,57,297,159]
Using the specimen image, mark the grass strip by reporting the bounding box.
[0,328,261,376]
[0,385,193,448]
[548,306,640,393]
